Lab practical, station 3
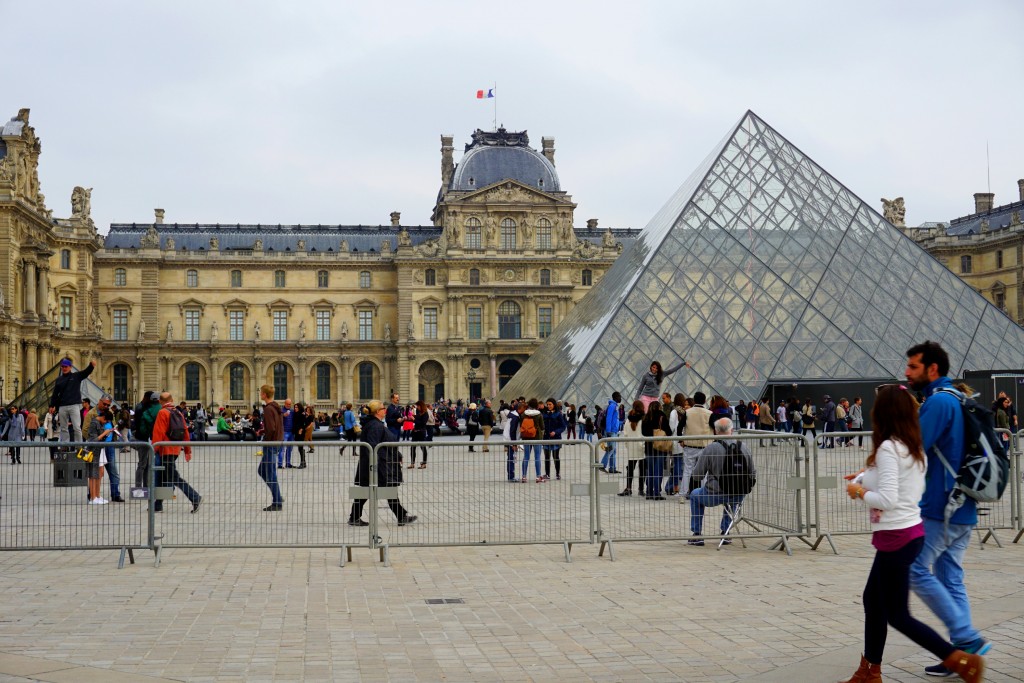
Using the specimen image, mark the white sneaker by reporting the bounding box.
[88,498,99,505]
[96,497,109,505]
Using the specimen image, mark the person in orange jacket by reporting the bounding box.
[151,391,202,514]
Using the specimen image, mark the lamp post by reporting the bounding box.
[0,377,4,404]
[13,378,19,398]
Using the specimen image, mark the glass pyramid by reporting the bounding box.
[504,111,1024,405]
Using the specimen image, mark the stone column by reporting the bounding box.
[36,266,49,322]
[24,262,37,316]
[490,355,498,397]
[25,342,37,383]
[161,356,171,394]
[339,354,351,404]
[252,356,264,405]
[209,357,220,407]
[297,354,308,404]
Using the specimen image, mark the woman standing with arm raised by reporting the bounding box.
[634,360,691,413]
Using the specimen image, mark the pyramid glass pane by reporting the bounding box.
[503,111,1024,406]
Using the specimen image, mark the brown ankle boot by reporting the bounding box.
[942,650,984,683]
[837,655,882,683]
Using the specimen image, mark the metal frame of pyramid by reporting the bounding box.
[503,111,1024,405]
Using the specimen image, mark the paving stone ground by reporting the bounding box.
[0,438,1022,681]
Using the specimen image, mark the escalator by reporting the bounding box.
[5,361,115,413]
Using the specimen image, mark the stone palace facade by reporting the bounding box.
[0,110,638,410]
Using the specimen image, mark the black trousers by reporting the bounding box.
[349,497,408,523]
[625,458,646,492]
[863,536,954,664]
[543,447,561,477]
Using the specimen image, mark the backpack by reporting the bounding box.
[933,388,1010,507]
[716,440,755,495]
[584,417,595,434]
[466,410,479,427]
[163,407,188,441]
[519,414,538,439]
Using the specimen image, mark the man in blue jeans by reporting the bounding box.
[258,385,284,511]
[905,341,990,676]
[600,392,622,473]
[279,398,294,469]
[687,418,755,546]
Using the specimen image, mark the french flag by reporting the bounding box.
[476,89,494,99]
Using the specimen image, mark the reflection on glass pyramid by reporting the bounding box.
[503,111,1024,405]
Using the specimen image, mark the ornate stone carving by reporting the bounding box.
[91,308,102,335]
[407,319,415,340]
[164,236,175,251]
[384,323,392,342]
[211,320,218,341]
[0,156,14,184]
[37,192,53,220]
[881,197,906,227]
[602,227,616,249]
[140,227,160,249]
[254,238,263,250]
[571,270,580,284]
[297,239,306,251]
[253,321,261,340]
[486,216,497,246]
[210,237,219,250]
[299,320,307,340]
[521,217,533,240]
[413,270,424,284]
[71,186,92,221]
[574,240,601,259]
[397,228,411,246]
[340,321,348,341]
[137,319,146,341]
[381,238,392,253]
[1012,211,1021,226]
[166,321,174,341]
[340,239,349,252]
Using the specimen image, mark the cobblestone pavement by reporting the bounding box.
[0,533,1021,682]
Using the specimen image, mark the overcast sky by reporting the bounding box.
[7,1,1024,234]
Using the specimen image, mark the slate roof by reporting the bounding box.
[450,145,560,193]
[0,116,25,137]
[944,199,1024,236]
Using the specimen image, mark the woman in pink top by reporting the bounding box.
[839,385,983,683]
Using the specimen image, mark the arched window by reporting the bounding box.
[498,301,522,339]
[540,269,551,286]
[114,268,127,286]
[184,362,201,401]
[465,217,482,249]
[112,363,129,402]
[60,249,71,269]
[425,268,436,286]
[358,362,375,400]
[469,268,480,286]
[961,255,972,274]
[229,363,246,401]
[186,269,198,288]
[315,362,332,401]
[359,271,371,289]
[230,270,242,287]
[582,269,593,286]
[536,217,552,250]
[317,270,329,288]
[500,218,517,250]
[273,362,289,401]
[274,270,286,287]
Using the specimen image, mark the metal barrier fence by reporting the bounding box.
[2,426,1021,565]
[594,433,813,556]
[811,430,1023,550]
[148,440,372,565]
[0,440,152,567]
[364,438,592,564]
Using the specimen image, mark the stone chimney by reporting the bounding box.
[440,135,454,189]
[974,192,994,214]
[541,137,555,165]
[1018,179,1024,202]
[154,208,165,224]
[586,218,598,229]
[390,211,401,227]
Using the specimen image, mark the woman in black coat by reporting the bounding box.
[641,400,669,500]
[347,400,416,527]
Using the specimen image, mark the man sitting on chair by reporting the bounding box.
[688,417,756,546]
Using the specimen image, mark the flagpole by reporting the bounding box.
[493,83,497,130]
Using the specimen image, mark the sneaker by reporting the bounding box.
[397,515,417,526]
[191,497,203,514]
[924,664,955,677]
[687,537,704,546]
[926,638,991,677]
[720,538,732,545]
[111,496,125,503]
[96,498,109,505]
[536,478,545,483]
[617,489,632,496]
[347,519,369,527]
[598,467,608,473]
[263,503,283,511]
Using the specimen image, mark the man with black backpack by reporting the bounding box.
[904,341,990,676]
[151,391,202,514]
[687,417,755,546]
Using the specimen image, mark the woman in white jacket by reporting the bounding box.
[840,385,983,683]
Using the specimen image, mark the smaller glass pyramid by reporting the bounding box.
[504,111,1024,405]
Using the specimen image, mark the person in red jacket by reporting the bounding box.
[151,391,202,514]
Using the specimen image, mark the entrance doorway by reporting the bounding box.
[498,359,522,390]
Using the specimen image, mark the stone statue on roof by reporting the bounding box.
[602,227,616,248]
[140,226,160,249]
[881,197,906,227]
[340,239,349,253]
[210,237,219,250]
[297,239,306,251]
[381,238,392,253]
[573,239,600,260]
[254,238,263,250]
[71,186,92,220]
[397,228,411,247]
[165,236,175,251]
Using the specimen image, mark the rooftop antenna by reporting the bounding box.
[492,82,497,131]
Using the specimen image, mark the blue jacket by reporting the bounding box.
[543,409,567,440]
[343,409,356,431]
[919,376,976,525]
[605,399,621,435]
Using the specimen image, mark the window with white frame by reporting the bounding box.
[500,218,517,250]
[229,363,246,401]
[465,217,482,249]
[582,269,593,286]
[229,310,245,341]
[317,270,329,288]
[186,269,198,288]
[469,268,480,286]
[538,306,552,338]
[185,309,201,341]
[59,295,73,330]
[316,309,331,340]
[114,268,127,287]
[273,310,288,340]
[358,362,374,400]
[423,307,438,339]
[536,218,552,250]
[358,310,373,340]
[112,309,128,340]
[468,306,482,339]
[540,269,551,286]
[60,250,71,269]
[425,269,436,286]
[359,271,371,289]
[315,362,331,400]
[184,363,201,401]
[274,270,286,288]
[231,270,242,287]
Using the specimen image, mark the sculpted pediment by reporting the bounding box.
[177,297,206,313]
[103,297,135,313]
[460,180,563,206]
[221,297,249,313]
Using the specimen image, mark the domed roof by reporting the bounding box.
[449,128,560,193]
